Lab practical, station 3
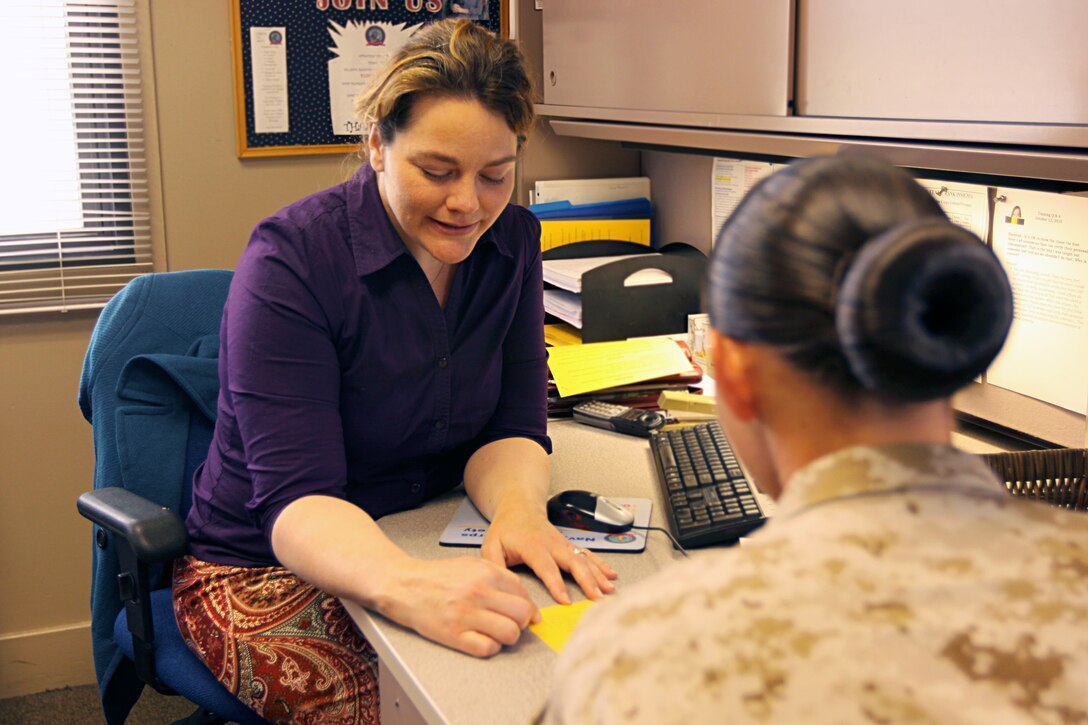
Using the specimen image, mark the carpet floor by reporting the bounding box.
[0,684,206,724]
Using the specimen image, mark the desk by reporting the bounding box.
[342,419,999,724]
[341,419,692,724]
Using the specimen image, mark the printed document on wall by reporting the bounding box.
[250,28,289,134]
[916,179,990,242]
[711,158,779,245]
[327,21,415,136]
[988,189,1088,414]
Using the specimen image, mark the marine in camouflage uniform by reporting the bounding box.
[544,443,1088,724]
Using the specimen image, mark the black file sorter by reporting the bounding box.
[543,240,707,343]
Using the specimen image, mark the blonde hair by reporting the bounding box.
[354,18,535,148]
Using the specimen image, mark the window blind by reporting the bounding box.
[0,0,151,315]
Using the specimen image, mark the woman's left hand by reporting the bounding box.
[480,507,617,605]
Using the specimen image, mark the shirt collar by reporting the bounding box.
[773,442,1008,520]
[347,164,513,278]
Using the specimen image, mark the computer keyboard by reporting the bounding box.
[650,421,767,548]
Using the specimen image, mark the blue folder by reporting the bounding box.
[528,197,653,221]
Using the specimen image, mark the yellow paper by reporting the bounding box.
[529,600,595,653]
[547,338,693,398]
[539,219,651,252]
[544,323,583,347]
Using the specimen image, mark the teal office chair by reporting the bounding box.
[76,270,266,725]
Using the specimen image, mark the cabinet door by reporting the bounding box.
[797,0,1088,124]
[542,0,792,117]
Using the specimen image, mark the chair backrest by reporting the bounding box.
[80,270,231,505]
[79,270,232,717]
[182,415,216,520]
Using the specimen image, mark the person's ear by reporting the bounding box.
[367,123,385,172]
[711,331,758,422]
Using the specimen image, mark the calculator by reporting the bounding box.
[572,401,666,438]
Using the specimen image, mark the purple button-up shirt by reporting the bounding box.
[186,164,552,567]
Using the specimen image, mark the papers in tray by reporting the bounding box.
[542,254,673,294]
[542,255,676,326]
[543,289,583,328]
[439,497,653,552]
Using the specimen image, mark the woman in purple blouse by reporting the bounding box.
[172,19,615,723]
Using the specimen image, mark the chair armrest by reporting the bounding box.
[78,486,189,694]
[77,487,187,562]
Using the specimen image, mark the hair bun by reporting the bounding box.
[835,217,1013,401]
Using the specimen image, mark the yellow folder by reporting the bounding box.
[539,219,651,252]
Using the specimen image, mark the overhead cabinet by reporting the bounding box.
[796,0,1088,126]
[538,0,1088,173]
[542,0,792,118]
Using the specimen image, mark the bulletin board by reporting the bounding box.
[230,0,507,158]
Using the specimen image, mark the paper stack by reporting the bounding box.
[545,337,704,416]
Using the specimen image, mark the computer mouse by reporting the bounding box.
[546,489,634,534]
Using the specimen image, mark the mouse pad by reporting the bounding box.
[439,497,652,552]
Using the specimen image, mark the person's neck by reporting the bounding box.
[765,391,954,492]
[385,216,456,306]
[429,262,455,309]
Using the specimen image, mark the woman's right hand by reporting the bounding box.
[271,496,538,657]
[374,555,541,658]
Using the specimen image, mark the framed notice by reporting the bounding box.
[230,0,507,158]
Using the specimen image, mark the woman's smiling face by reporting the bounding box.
[368,93,518,269]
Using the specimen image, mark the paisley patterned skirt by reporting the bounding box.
[172,554,379,724]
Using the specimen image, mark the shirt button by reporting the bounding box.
[434,418,446,430]
[410,483,422,494]
[437,356,448,368]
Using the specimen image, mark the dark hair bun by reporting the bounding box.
[835,217,1013,401]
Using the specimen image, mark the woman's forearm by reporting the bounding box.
[270,494,409,612]
[270,492,541,657]
[464,437,552,521]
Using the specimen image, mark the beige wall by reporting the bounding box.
[0,0,346,698]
